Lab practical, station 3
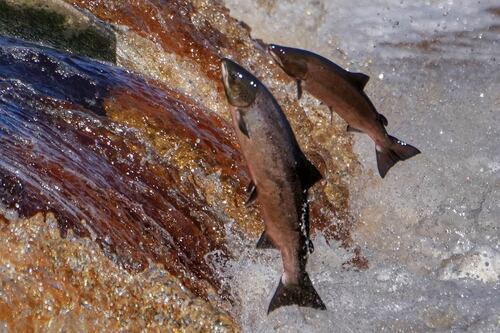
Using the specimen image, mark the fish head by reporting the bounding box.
[221,58,258,107]
[268,44,308,80]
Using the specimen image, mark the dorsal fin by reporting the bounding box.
[377,113,388,126]
[347,72,369,90]
[297,156,322,190]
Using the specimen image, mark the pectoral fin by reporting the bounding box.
[296,79,303,100]
[244,184,257,207]
[347,125,363,133]
[245,180,255,194]
[237,109,249,138]
[348,72,370,90]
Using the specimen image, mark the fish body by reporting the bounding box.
[221,58,325,313]
[269,44,420,177]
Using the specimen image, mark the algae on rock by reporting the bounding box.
[0,0,116,62]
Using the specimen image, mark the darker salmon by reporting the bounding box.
[221,58,326,313]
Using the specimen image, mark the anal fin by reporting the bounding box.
[256,231,276,249]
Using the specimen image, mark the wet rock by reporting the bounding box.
[0,213,237,331]
[439,246,500,283]
[0,0,116,61]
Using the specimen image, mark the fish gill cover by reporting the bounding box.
[0,0,360,331]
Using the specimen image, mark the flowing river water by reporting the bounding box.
[0,0,498,332]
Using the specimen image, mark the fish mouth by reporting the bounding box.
[268,44,284,68]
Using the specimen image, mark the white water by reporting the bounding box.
[222,0,500,331]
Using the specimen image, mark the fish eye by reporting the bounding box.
[231,72,244,80]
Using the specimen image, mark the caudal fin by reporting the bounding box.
[268,273,326,314]
[376,135,420,178]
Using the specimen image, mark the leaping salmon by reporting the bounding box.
[268,44,420,178]
[221,58,326,314]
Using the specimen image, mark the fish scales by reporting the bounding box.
[221,58,325,313]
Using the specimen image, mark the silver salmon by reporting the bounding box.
[269,44,420,178]
[221,58,326,313]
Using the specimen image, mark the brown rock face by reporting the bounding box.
[0,39,248,300]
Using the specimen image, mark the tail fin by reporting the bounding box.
[268,273,326,314]
[376,135,420,178]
